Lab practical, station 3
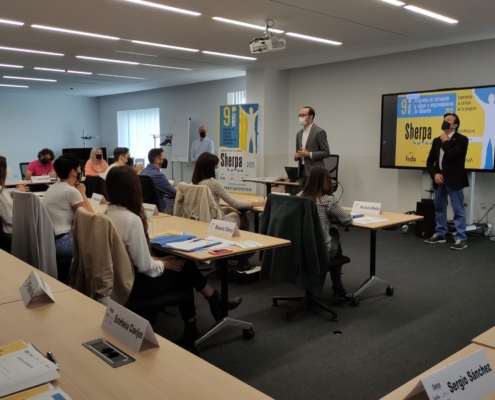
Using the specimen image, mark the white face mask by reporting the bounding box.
[299,117,307,126]
[6,167,11,179]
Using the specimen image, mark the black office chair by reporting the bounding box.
[85,175,106,199]
[126,291,189,325]
[19,162,29,180]
[138,175,161,210]
[324,155,339,191]
[0,220,12,254]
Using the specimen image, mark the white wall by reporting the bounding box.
[286,38,495,224]
[0,92,99,179]
[98,76,246,183]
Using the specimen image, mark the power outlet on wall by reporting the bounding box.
[481,202,487,209]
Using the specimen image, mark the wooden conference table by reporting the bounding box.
[243,177,299,195]
[220,193,265,233]
[151,216,290,348]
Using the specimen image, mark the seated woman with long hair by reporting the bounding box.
[84,147,109,176]
[191,153,265,229]
[105,166,242,345]
[298,166,353,298]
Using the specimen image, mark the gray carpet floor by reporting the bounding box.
[153,227,495,400]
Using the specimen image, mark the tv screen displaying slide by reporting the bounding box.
[380,85,495,172]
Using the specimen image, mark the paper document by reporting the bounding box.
[30,388,72,400]
[3,383,54,400]
[204,236,234,250]
[234,240,262,249]
[0,340,29,356]
[353,217,388,225]
[166,239,220,252]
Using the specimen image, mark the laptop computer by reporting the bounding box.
[284,167,299,182]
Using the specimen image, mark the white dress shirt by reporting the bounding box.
[439,131,455,171]
[301,123,313,165]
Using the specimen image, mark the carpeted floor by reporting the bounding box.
[153,226,495,400]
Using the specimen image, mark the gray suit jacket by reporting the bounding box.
[295,124,330,176]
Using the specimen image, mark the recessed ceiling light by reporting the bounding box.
[76,56,139,65]
[0,19,24,26]
[202,51,256,60]
[0,84,28,88]
[0,63,23,68]
[212,17,284,33]
[4,76,56,82]
[116,50,158,57]
[286,32,342,45]
[379,0,405,6]
[123,0,201,16]
[140,63,192,70]
[0,46,64,56]
[34,67,92,75]
[132,40,199,52]
[404,5,458,23]
[32,24,120,40]
[97,73,145,80]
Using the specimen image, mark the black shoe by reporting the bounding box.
[232,260,251,272]
[207,290,243,320]
[333,288,347,299]
[424,234,446,244]
[182,320,201,347]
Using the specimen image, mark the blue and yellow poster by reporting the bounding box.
[218,104,260,194]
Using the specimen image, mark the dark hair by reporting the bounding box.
[38,148,54,160]
[105,166,150,247]
[192,153,219,184]
[53,154,80,179]
[303,106,315,119]
[0,156,6,193]
[444,113,460,131]
[148,148,163,164]
[301,166,333,201]
[113,147,129,161]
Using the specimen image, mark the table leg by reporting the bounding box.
[266,183,272,195]
[254,212,259,233]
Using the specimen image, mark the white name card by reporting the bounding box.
[406,349,495,400]
[101,299,159,353]
[207,219,240,238]
[351,201,382,215]
[31,176,52,183]
[90,193,108,205]
[143,203,159,216]
[19,271,55,306]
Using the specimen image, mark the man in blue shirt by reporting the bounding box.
[141,148,176,212]
[191,125,215,165]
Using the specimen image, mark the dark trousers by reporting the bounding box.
[298,168,308,191]
[328,247,344,291]
[127,260,208,321]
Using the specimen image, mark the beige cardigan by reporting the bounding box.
[173,182,223,222]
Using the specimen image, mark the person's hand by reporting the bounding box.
[75,182,86,196]
[434,173,444,185]
[298,148,310,158]
[161,256,185,272]
[294,152,302,160]
[49,170,57,178]
[225,206,240,214]
[133,163,143,173]
[440,132,449,142]
[15,184,29,192]
[252,200,266,208]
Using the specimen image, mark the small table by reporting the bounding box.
[243,178,299,195]
[151,217,290,348]
[220,193,265,232]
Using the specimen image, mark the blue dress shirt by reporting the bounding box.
[191,138,214,162]
[141,164,176,211]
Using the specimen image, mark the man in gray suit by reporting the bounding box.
[294,106,330,190]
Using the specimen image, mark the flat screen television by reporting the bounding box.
[380,85,495,172]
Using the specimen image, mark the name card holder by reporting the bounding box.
[143,203,159,216]
[91,193,108,205]
[19,271,55,306]
[351,201,382,215]
[207,219,240,238]
[101,299,159,353]
[31,176,52,183]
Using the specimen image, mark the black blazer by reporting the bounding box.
[426,132,469,191]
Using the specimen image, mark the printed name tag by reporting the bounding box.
[143,203,159,216]
[101,299,159,353]
[405,349,495,400]
[91,193,108,205]
[19,271,55,306]
[31,176,52,183]
[351,201,382,215]
[207,219,240,238]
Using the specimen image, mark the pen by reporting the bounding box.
[47,351,58,367]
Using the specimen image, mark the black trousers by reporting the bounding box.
[127,260,208,321]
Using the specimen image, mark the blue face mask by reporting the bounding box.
[215,169,219,180]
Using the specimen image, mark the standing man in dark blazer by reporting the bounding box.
[294,106,330,190]
[425,113,469,250]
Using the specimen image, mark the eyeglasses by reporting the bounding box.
[298,113,309,117]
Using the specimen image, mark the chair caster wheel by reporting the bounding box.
[350,296,360,307]
[386,286,394,296]
[243,328,255,340]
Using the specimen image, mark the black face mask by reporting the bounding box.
[96,154,102,160]
[199,131,206,138]
[161,159,168,169]
[441,121,453,131]
[76,172,82,182]
[40,158,49,165]
[126,158,134,167]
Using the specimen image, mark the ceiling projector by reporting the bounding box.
[249,19,286,54]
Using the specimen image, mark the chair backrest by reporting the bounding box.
[138,175,160,209]
[19,162,29,180]
[84,175,106,199]
[323,154,339,182]
[11,191,58,278]
[174,183,222,222]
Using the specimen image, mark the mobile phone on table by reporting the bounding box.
[208,249,233,255]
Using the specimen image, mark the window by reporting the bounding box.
[117,108,159,160]
[227,91,246,105]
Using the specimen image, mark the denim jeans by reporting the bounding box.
[55,232,73,258]
[434,185,466,242]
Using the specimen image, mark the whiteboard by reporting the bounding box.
[171,119,190,162]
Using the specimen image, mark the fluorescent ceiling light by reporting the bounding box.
[0,19,24,26]
[34,67,65,72]
[0,46,64,56]
[379,0,405,6]
[141,63,192,70]
[4,76,56,82]
[68,70,92,75]
[286,32,342,45]
[34,67,92,75]
[0,84,28,88]
[123,0,200,16]
[116,50,157,57]
[76,56,138,65]
[212,17,284,33]
[202,51,256,60]
[404,5,458,23]
[97,73,145,80]
[32,24,120,40]
[0,63,23,68]
[132,40,199,52]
